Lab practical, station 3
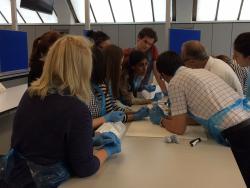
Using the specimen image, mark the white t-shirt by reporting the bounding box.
[205,56,243,96]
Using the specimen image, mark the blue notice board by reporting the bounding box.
[0,30,28,74]
[169,29,201,54]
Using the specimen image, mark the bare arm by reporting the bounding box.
[93,117,106,129]
[161,114,187,135]
[94,149,108,166]
[153,61,167,93]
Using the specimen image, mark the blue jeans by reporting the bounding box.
[0,149,70,188]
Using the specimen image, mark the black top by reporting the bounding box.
[28,60,44,86]
[11,91,100,177]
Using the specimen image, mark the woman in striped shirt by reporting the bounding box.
[89,45,149,129]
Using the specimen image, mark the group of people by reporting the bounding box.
[1,27,250,187]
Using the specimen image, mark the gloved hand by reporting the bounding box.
[143,84,156,92]
[149,104,166,125]
[104,111,125,122]
[152,92,163,102]
[93,132,114,148]
[133,106,150,120]
[102,132,121,157]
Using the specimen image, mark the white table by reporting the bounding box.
[60,127,246,188]
[0,84,27,113]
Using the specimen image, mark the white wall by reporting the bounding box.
[1,22,250,57]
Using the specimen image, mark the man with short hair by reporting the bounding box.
[233,32,250,99]
[181,40,243,96]
[150,51,250,186]
[123,27,167,93]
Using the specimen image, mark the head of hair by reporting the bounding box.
[156,51,183,76]
[29,31,61,66]
[137,27,158,43]
[234,32,250,57]
[182,40,209,61]
[126,50,147,87]
[29,35,93,103]
[215,55,232,64]
[103,45,123,98]
[86,30,110,48]
[91,46,106,85]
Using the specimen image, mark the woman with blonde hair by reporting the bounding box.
[0,36,121,187]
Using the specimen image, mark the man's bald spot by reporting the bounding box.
[182,40,208,61]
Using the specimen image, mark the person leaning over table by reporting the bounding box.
[233,32,250,99]
[122,27,167,94]
[149,51,250,186]
[89,45,150,130]
[119,50,162,106]
[0,35,121,188]
[181,40,243,96]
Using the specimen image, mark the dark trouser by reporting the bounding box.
[222,118,250,187]
[0,149,70,188]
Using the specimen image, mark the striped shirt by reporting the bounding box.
[229,61,248,95]
[168,66,250,130]
[88,83,128,122]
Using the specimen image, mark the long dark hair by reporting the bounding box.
[86,30,110,48]
[126,50,147,93]
[29,31,61,66]
[91,46,106,85]
[103,45,123,98]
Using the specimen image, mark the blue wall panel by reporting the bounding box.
[0,30,28,73]
[169,29,201,54]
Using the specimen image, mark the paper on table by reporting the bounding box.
[0,83,6,94]
[95,121,126,139]
[126,119,207,141]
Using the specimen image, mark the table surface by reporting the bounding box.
[61,129,246,188]
[1,85,245,187]
[0,84,27,113]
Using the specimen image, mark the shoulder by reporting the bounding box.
[150,45,158,60]
[123,48,133,56]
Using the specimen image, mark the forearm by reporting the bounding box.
[131,97,151,105]
[161,117,186,135]
[186,115,200,126]
[93,117,106,129]
[94,149,108,166]
[153,63,167,93]
[126,113,135,122]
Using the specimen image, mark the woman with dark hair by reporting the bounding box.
[216,54,248,96]
[234,32,250,99]
[119,50,162,106]
[89,46,149,129]
[86,30,111,50]
[28,31,61,86]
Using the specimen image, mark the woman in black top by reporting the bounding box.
[28,31,61,86]
[0,35,121,188]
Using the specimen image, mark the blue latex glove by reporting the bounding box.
[144,84,156,92]
[104,111,125,122]
[93,132,114,149]
[133,106,150,120]
[152,92,163,102]
[102,132,121,157]
[149,104,166,125]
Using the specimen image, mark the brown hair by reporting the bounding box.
[29,31,61,66]
[103,45,123,98]
[216,55,232,64]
